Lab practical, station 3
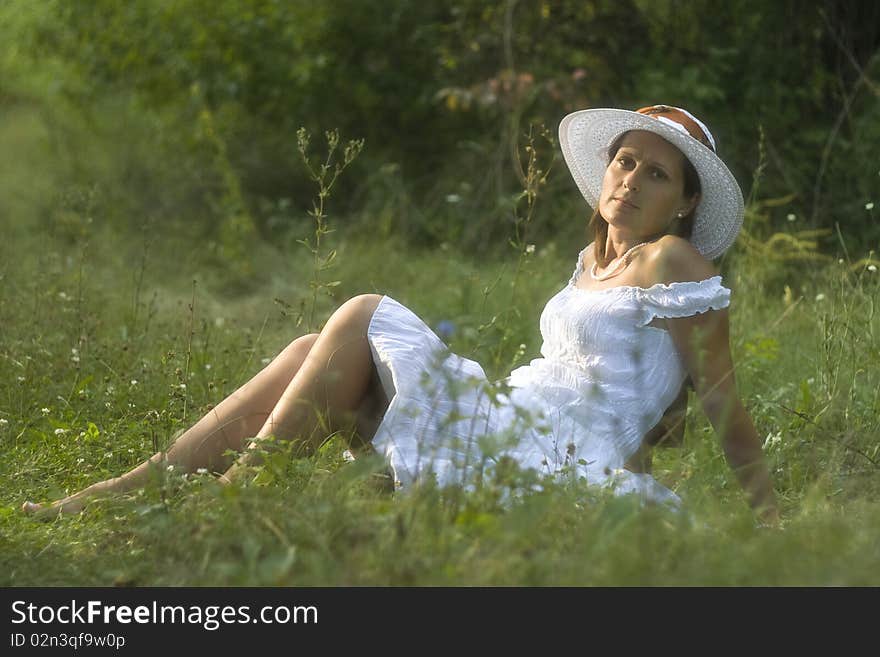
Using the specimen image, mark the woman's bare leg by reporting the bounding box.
[22,331,323,518]
[222,294,384,479]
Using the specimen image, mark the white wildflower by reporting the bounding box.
[0,418,7,428]
[166,465,175,472]
[71,355,80,363]
[178,383,186,390]
[16,376,25,383]
[786,213,796,222]
[445,194,461,203]
[130,379,138,386]
[838,259,845,265]
[76,458,85,464]
[866,202,874,210]
[41,407,50,415]
[815,293,826,301]
[525,244,536,254]
[104,452,113,458]
[204,364,212,370]
[261,358,271,365]
[868,265,877,273]
[54,428,67,436]
[196,468,208,475]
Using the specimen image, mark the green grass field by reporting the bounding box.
[2,211,878,585]
[1,29,878,584]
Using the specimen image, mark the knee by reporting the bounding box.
[296,332,320,349]
[337,294,383,327]
[283,332,319,355]
[346,293,383,311]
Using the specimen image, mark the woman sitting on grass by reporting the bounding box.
[23,105,779,526]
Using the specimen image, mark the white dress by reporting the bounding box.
[365,247,731,506]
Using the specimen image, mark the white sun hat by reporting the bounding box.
[558,104,745,260]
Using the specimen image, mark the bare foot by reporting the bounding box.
[217,461,259,486]
[21,496,87,520]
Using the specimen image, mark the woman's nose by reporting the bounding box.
[622,171,639,191]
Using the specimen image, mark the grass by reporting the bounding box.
[1,211,879,586]
[0,36,877,584]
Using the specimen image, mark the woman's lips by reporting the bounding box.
[613,197,639,209]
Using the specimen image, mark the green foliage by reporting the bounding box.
[3,0,877,257]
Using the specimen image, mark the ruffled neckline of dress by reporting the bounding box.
[566,246,726,296]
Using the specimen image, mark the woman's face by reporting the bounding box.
[598,130,698,240]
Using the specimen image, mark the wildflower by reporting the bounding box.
[166,465,175,472]
[261,358,271,365]
[815,293,826,301]
[435,320,456,340]
[762,431,782,449]
[869,265,878,273]
[76,458,84,464]
[41,407,50,415]
[786,213,796,222]
[445,194,461,203]
[178,383,187,390]
[54,428,67,436]
[71,355,80,363]
[205,364,212,370]
[196,468,208,475]
[16,376,25,383]
[838,259,845,265]
[525,244,536,254]
[0,418,7,428]
[866,202,874,211]
[130,379,138,386]
[104,452,113,458]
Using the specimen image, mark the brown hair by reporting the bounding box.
[590,131,701,267]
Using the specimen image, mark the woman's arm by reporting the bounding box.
[667,307,779,525]
[648,237,779,524]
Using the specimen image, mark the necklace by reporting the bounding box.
[590,242,647,281]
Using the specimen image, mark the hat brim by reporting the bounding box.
[558,108,744,260]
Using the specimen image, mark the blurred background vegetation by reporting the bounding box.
[1,0,878,276]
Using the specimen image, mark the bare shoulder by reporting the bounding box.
[642,235,718,285]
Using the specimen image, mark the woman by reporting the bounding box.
[23,105,779,525]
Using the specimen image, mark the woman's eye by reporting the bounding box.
[651,168,667,180]
[617,156,634,168]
